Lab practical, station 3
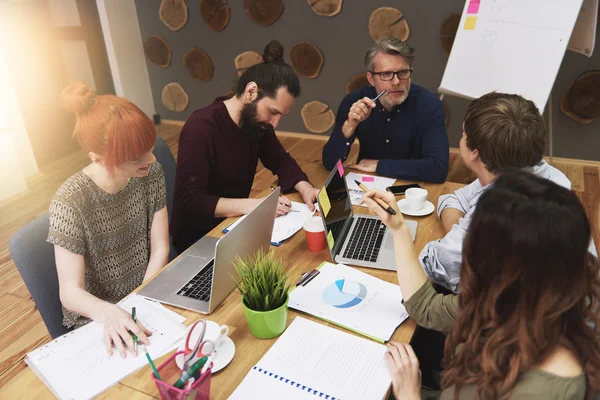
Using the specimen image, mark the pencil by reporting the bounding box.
[354,180,396,215]
[142,346,162,380]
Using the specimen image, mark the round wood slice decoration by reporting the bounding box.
[290,42,324,79]
[184,48,214,82]
[234,51,263,76]
[160,0,188,31]
[345,73,370,94]
[244,0,283,27]
[307,0,342,17]
[369,7,410,42]
[561,70,600,124]
[439,13,461,55]
[442,99,451,128]
[162,83,189,112]
[301,101,335,134]
[200,0,230,32]
[143,35,172,68]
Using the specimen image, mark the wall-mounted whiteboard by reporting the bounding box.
[438,0,584,112]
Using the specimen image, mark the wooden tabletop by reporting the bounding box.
[0,163,464,399]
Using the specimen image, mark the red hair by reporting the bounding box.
[60,81,156,173]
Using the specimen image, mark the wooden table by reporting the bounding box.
[0,163,464,399]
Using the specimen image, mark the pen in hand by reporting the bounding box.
[371,89,387,103]
[131,307,139,353]
[354,180,396,215]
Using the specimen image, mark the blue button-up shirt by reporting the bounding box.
[322,84,449,183]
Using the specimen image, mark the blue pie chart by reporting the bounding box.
[322,279,367,308]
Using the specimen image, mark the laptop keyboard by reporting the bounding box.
[176,260,214,302]
[342,217,386,263]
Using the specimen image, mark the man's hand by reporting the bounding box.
[342,97,377,138]
[295,181,319,211]
[347,159,378,173]
[276,195,291,217]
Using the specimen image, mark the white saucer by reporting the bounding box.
[175,335,236,373]
[397,199,435,217]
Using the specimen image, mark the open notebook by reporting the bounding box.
[229,317,391,400]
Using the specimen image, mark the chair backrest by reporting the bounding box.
[153,136,176,218]
[9,213,71,339]
[152,136,177,260]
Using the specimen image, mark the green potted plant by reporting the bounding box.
[232,249,291,339]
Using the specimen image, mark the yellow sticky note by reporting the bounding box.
[464,16,477,30]
[318,188,331,217]
[327,230,335,250]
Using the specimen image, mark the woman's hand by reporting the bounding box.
[385,342,422,400]
[360,190,408,234]
[101,304,151,358]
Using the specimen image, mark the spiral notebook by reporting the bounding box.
[229,317,391,400]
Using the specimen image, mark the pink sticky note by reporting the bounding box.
[467,1,480,13]
[336,160,344,177]
[362,176,375,182]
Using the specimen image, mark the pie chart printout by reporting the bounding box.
[322,279,367,308]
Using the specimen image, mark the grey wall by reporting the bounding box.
[135,0,600,161]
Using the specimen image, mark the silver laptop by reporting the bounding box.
[139,188,280,313]
[317,164,417,270]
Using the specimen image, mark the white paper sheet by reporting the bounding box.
[26,294,186,400]
[288,262,409,342]
[345,173,396,207]
[229,317,391,400]
[225,201,315,244]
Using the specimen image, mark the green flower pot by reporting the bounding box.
[242,295,288,339]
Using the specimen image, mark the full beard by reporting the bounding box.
[239,100,272,142]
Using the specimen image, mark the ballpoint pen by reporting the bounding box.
[355,180,396,215]
[302,270,320,286]
[371,89,387,102]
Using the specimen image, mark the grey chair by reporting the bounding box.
[152,136,177,261]
[9,213,71,339]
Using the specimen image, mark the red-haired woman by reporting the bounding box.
[48,81,170,358]
[362,170,600,399]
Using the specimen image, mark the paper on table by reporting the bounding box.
[225,201,315,244]
[26,294,186,400]
[345,172,396,207]
[229,317,391,400]
[288,262,409,342]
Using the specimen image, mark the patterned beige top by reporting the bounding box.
[47,162,167,328]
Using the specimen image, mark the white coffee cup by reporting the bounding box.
[202,320,229,349]
[405,188,428,211]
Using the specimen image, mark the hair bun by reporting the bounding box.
[60,81,96,115]
[262,40,284,63]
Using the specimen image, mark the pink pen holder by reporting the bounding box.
[152,350,212,400]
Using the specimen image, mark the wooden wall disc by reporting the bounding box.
[561,70,600,124]
[143,35,172,68]
[307,0,342,17]
[345,73,370,94]
[301,101,335,134]
[234,51,263,76]
[184,48,214,82]
[159,0,188,31]
[200,0,230,32]
[244,0,283,27]
[290,42,324,79]
[439,13,461,55]
[369,7,410,42]
[162,83,189,112]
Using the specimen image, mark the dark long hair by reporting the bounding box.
[442,170,600,399]
[234,40,300,99]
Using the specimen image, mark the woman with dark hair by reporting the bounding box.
[362,170,600,399]
[170,40,319,254]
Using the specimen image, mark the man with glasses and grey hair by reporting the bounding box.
[322,37,449,183]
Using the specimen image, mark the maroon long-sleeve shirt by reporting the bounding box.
[170,98,309,253]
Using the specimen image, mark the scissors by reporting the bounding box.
[182,320,215,372]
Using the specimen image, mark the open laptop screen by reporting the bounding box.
[320,164,353,252]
